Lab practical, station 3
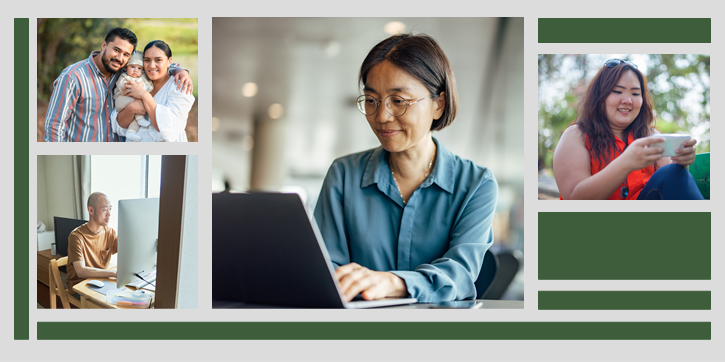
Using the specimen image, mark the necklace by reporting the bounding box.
[390,146,436,204]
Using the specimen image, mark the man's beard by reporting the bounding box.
[101,48,123,73]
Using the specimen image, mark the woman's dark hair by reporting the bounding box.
[359,33,458,131]
[576,63,655,166]
[144,40,172,58]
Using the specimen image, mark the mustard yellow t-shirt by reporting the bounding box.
[65,223,118,292]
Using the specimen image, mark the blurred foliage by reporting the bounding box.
[538,54,710,171]
[37,18,198,100]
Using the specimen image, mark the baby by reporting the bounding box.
[113,50,153,142]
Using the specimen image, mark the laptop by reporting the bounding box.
[212,192,417,308]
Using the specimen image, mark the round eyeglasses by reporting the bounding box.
[603,58,638,69]
[355,95,432,117]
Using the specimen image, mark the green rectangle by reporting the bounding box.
[539,291,711,310]
[538,18,711,43]
[38,322,709,340]
[538,212,710,280]
[15,17,29,341]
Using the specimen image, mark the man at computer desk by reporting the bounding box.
[65,192,118,293]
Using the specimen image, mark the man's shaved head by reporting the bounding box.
[87,192,108,209]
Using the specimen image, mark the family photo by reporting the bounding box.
[37,18,199,142]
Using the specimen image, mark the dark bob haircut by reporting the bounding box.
[359,33,459,131]
[144,40,173,59]
[576,62,655,166]
[105,28,138,51]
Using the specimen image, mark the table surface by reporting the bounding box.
[212,298,523,309]
[72,272,155,309]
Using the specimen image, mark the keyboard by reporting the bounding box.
[126,270,157,288]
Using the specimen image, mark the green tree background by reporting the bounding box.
[538,54,710,174]
[37,18,199,141]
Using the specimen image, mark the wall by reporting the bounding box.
[177,155,198,309]
[37,156,49,229]
[37,155,75,231]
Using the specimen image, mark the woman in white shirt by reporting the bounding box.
[113,40,195,142]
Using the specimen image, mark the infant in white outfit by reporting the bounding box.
[113,50,153,142]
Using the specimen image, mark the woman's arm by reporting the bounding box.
[122,81,159,130]
[116,99,146,128]
[313,160,350,270]
[390,169,498,302]
[148,82,195,141]
[553,126,665,199]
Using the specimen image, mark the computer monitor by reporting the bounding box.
[53,216,87,258]
[116,198,159,289]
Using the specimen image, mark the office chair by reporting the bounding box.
[483,252,520,300]
[49,257,81,309]
[474,249,499,299]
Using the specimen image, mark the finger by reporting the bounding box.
[361,281,388,301]
[188,84,194,95]
[682,138,697,147]
[672,155,695,164]
[643,146,665,155]
[640,137,666,146]
[335,263,360,279]
[342,275,374,302]
[338,267,367,291]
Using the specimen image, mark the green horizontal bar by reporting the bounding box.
[38,322,710,340]
[538,18,711,43]
[539,291,711,310]
[538,212,710,280]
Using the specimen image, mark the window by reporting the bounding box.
[90,155,162,231]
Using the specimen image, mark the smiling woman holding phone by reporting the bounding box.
[553,59,703,200]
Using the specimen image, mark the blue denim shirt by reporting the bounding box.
[314,138,498,302]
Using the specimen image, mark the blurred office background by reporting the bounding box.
[212,18,524,300]
[538,54,710,199]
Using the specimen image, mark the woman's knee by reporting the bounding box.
[656,163,688,176]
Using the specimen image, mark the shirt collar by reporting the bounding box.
[614,132,635,151]
[360,137,454,194]
[88,51,105,77]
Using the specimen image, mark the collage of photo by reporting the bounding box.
[18,12,715,362]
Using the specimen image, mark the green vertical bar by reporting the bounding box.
[539,291,711,310]
[538,18,711,43]
[15,18,29,341]
[37,322,710,340]
[539,212,710,280]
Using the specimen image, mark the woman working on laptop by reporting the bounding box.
[314,33,498,303]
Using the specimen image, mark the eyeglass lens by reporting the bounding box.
[357,95,408,116]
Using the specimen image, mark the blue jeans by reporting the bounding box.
[637,164,704,200]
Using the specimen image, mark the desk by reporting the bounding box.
[212,298,524,309]
[72,275,155,309]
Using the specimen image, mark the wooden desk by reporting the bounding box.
[72,275,155,309]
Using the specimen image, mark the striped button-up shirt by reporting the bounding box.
[44,51,120,142]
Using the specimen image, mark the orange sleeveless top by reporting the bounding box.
[587,133,654,200]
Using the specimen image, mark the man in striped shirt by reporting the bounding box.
[43,28,193,142]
